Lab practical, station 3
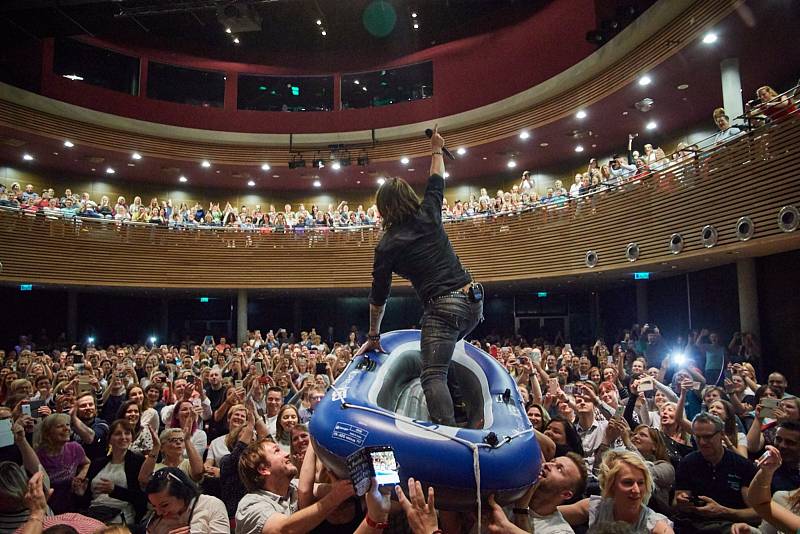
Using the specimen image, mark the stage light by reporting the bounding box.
[411,12,417,18]
[63,140,74,148]
[646,121,657,130]
[321,30,327,36]
[377,177,386,185]
[638,75,652,86]
[87,337,95,344]
[201,160,211,168]
[316,19,322,25]
[225,28,232,34]
[519,131,530,140]
[362,86,367,91]
[354,80,360,85]
[672,352,687,366]
[507,160,517,168]
[261,163,271,171]
[331,161,341,170]
[443,172,450,178]
[576,110,587,119]
[413,23,419,29]
[149,336,157,344]
[132,152,142,160]
[233,37,240,44]
[23,154,34,161]
[575,145,584,153]
[247,180,255,187]
[702,32,718,44]
[400,157,410,165]
[179,176,188,183]
[106,167,115,174]
[313,180,321,188]
[456,147,466,156]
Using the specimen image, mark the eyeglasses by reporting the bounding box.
[166,437,184,444]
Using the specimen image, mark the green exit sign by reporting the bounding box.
[537,291,548,298]
[199,297,210,303]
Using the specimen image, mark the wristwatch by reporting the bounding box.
[367,333,381,342]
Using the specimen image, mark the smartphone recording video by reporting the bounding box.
[370,447,401,487]
[347,445,401,496]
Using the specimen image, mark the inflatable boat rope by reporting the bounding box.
[329,378,535,532]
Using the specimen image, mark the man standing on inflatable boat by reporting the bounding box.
[357,124,484,427]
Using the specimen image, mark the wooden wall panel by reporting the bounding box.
[0,116,798,290]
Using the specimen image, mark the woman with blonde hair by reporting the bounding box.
[559,450,674,533]
[35,413,90,514]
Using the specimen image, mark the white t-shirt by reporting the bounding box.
[90,462,136,524]
[530,509,575,533]
[207,435,231,464]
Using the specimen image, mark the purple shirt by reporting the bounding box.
[37,442,87,514]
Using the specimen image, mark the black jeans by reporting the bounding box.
[420,294,483,426]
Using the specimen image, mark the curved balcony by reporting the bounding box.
[1,115,798,290]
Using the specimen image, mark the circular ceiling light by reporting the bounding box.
[331,162,341,170]
[313,180,321,188]
[443,172,450,179]
[377,177,386,185]
[400,157,410,165]
[519,131,530,140]
[507,160,517,168]
[63,140,74,148]
[574,145,584,153]
[131,152,142,160]
[23,154,34,161]
[179,176,188,183]
[261,163,271,171]
[677,84,689,90]
[638,75,652,86]
[456,147,466,155]
[576,110,587,119]
[201,160,211,168]
[539,142,549,147]
[702,32,718,44]
[105,167,115,175]
[646,121,658,130]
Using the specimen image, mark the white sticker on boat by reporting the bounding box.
[332,422,369,446]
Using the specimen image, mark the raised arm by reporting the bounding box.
[429,124,445,177]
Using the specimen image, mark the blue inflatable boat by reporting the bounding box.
[309,329,541,510]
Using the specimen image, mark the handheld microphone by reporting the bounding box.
[424,128,456,160]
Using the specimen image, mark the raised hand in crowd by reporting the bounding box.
[395,477,439,534]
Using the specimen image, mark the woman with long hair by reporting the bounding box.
[274,404,299,453]
[143,467,229,534]
[707,398,748,457]
[544,415,584,458]
[35,413,90,514]
[83,419,147,524]
[126,384,159,436]
[204,403,248,477]
[625,424,676,514]
[526,402,550,433]
[117,399,153,455]
[559,450,674,533]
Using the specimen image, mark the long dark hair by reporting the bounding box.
[546,415,584,457]
[376,177,421,228]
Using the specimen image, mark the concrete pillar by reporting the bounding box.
[636,281,649,326]
[737,258,760,337]
[67,290,78,343]
[160,298,169,342]
[720,58,744,121]
[237,289,248,346]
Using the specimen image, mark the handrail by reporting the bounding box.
[1,112,798,290]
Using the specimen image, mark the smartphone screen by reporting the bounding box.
[21,404,32,417]
[548,378,560,395]
[638,379,654,392]
[761,398,779,419]
[614,405,625,419]
[369,447,401,486]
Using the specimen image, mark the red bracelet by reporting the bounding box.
[365,515,389,530]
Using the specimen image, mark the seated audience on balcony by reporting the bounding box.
[748,85,798,123]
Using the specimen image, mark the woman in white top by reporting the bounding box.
[144,466,229,534]
[127,384,159,436]
[204,403,247,477]
[559,450,674,533]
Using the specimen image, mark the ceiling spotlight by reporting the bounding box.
[63,140,74,148]
[354,80,360,85]
[105,167,115,174]
[331,161,341,170]
[576,110,587,119]
[377,177,386,185]
[575,145,584,153]
[131,152,142,160]
[247,180,255,187]
[519,131,530,140]
[313,180,321,188]
[456,147,466,156]
[400,157,410,165]
[539,142,549,147]
[677,84,689,90]
[443,172,450,179]
[646,121,658,130]
[702,32,718,44]
[413,23,419,29]
[362,86,367,91]
[507,160,517,168]
[179,176,188,183]
[22,154,34,161]
[63,74,83,81]
[233,37,240,44]
[321,30,327,36]
[201,160,211,168]
[316,19,322,25]
[261,163,271,171]
[638,75,652,86]
[225,28,232,34]
[411,12,417,18]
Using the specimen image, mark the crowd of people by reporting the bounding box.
[0,320,796,534]
[4,83,795,233]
